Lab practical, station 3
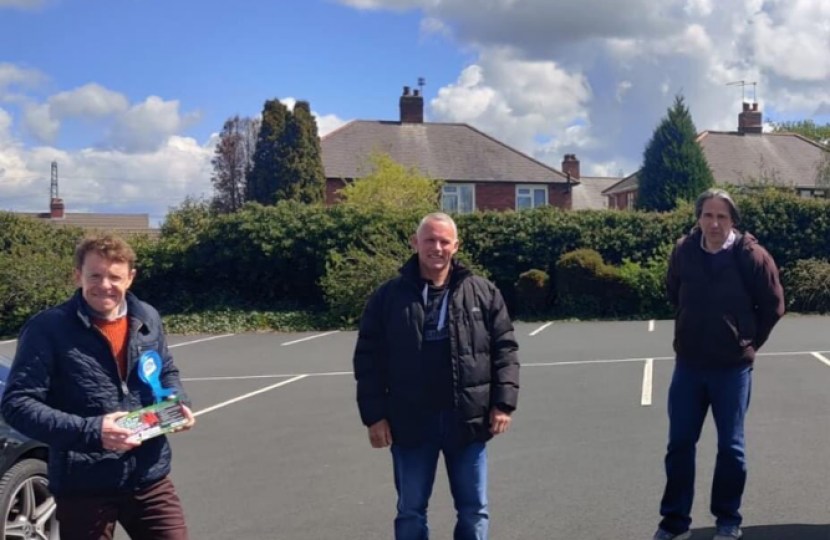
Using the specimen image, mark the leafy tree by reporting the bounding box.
[337,152,442,214]
[211,115,260,213]
[246,99,289,205]
[274,101,326,204]
[246,99,326,205]
[637,95,714,211]
[772,120,830,145]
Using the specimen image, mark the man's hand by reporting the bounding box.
[490,408,512,436]
[101,412,141,452]
[171,404,196,434]
[368,419,393,448]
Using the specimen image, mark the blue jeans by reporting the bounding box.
[391,410,488,540]
[659,362,753,534]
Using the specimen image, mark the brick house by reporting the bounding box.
[321,87,605,212]
[603,102,830,209]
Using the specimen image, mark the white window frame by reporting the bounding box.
[515,184,548,210]
[626,191,636,209]
[442,183,476,214]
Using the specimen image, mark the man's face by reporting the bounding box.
[698,198,734,250]
[73,252,136,318]
[411,219,459,278]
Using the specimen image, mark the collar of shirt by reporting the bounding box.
[701,229,736,254]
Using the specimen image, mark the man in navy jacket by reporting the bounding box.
[1,235,195,540]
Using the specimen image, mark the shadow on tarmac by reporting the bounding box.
[693,524,829,539]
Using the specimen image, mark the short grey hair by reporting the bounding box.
[416,212,458,238]
[695,188,740,223]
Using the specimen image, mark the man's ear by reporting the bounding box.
[410,235,418,251]
[72,268,82,287]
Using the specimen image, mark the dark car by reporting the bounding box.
[0,354,57,540]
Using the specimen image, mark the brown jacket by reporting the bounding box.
[667,229,785,366]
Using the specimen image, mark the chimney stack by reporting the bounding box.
[562,154,581,180]
[50,198,65,219]
[738,102,763,134]
[400,85,424,123]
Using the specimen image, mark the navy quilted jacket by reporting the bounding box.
[0,290,190,497]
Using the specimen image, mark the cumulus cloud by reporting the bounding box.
[0,131,214,222]
[430,48,591,154]
[0,63,45,92]
[338,0,830,177]
[108,96,201,153]
[18,82,200,152]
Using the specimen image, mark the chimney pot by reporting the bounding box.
[403,86,410,96]
[738,102,763,134]
[562,154,580,180]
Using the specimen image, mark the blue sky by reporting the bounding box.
[1,0,829,222]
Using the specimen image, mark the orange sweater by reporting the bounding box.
[92,317,129,380]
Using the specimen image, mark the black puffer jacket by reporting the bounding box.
[354,256,519,447]
[1,290,189,497]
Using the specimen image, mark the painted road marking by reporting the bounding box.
[169,334,235,349]
[641,359,654,406]
[529,322,553,336]
[811,352,830,367]
[648,320,655,332]
[281,331,340,346]
[194,375,308,417]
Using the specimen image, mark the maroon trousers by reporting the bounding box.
[56,477,189,540]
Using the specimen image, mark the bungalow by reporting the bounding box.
[321,87,612,212]
[603,102,830,209]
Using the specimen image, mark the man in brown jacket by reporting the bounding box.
[651,189,785,540]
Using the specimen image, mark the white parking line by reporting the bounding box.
[0,339,17,345]
[641,359,654,406]
[529,322,553,336]
[811,352,830,367]
[281,331,340,346]
[184,350,828,382]
[184,371,352,382]
[169,334,235,349]
[193,375,308,417]
[648,320,655,332]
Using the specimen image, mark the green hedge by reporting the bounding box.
[2,189,829,335]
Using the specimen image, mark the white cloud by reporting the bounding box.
[0,63,45,92]
[430,48,591,155]
[48,83,129,118]
[339,0,830,176]
[0,132,214,223]
[16,80,200,152]
[109,96,200,153]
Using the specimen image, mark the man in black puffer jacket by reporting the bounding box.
[1,235,194,540]
[354,212,519,540]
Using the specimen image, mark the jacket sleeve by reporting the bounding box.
[0,319,104,452]
[353,287,389,427]
[748,246,785,350]
[666,242,681,309]
[488,284,519,411]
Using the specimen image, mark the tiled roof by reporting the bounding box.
[20,213,158,238]
[572,176,621,209]
[602,132,829,195]
[602,172,639,195]
[322,121,571,185]
[698,131,829,188]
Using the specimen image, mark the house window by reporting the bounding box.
[625,191,636,209]
[799,189,813,198]
[516,185,547,210]
[442,184,475,214]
